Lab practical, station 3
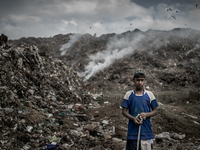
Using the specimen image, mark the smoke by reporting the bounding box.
[60,34,82,56]
[186,41,200,55]
[78,33,145,81]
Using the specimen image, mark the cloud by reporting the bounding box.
[1,0,200,39]
[8,14,40,24]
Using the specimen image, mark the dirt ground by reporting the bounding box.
[85,90,200,149]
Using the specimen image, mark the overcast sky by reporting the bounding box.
[0,0,199,39]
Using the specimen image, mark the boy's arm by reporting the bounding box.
[140,107,158,120]
[122,107,142,125]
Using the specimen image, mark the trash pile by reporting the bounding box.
[8,28,200,92]
[0,45,123,150]
[154,132,200,150]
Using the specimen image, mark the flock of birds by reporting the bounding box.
[168,4,198,20]
[167,4,198,27]
[89,4,198,30]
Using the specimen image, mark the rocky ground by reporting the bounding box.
[0,28,199,149]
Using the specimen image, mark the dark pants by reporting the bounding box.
[126,139,141,150]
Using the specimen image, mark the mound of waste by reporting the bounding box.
[8,28,200,92]
[2,31,200,149]
[0,45,115,149]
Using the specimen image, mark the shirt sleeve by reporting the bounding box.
[150,99,159,109]
[121,99,128,108]
[121,91,132,108]
[146,90,159,109]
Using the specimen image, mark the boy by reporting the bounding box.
[121,70,159,150]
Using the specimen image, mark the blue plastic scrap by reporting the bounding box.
[45,144,59,150]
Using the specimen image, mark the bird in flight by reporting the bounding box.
[196,4,198,8]
[171,15,176,20]
[167,8,172,11]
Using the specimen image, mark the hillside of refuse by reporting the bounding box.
[8,28,200,92]
[0,44,105,149]
[2,28,200,149]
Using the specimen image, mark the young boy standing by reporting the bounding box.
[121,70,159,150]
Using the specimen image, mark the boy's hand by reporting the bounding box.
[140,113,147,120]
[134,116,143,125]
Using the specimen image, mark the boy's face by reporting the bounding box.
[133,77,146,90]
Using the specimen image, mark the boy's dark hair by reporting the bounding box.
[133,70,146,78]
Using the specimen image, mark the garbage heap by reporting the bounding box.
[0,45,118,150]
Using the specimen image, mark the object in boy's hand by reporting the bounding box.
[136,114,143,122]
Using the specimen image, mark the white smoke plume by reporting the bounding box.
[78,33,145,81]
[60,34,82,56]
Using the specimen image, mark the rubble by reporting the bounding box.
[0,44,123,149]
[154,132,200,150]
[155,131,185,141]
